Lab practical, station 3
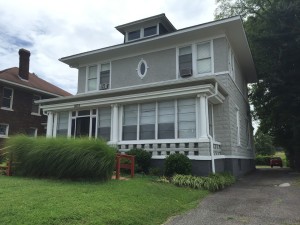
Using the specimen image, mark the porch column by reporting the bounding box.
[46,112,54,138]
[111,104,119,144]
[198,94,208,138]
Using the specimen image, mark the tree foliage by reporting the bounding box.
[215,0,300,170]
[254,129,276,156]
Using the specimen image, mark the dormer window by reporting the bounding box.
[144,26,157,37]
[128,30,141,41]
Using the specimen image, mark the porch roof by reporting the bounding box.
[37,76,227,112]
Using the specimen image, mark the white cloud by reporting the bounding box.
[0,0,216,94]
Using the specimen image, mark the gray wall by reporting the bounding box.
[111,48,176,89]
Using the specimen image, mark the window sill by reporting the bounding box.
[31,113,41,116]
[0,135,9,139]
[1,107,13,111]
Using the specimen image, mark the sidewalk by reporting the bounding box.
[165,168,300,225]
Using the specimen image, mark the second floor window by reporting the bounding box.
[99,63,110,90]
[87,65,97,91]
[1,87,13,109]
[32,95,41,114]
[178,41,212,77]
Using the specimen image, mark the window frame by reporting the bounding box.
[31,94,41,115]
[86,63,111,92]
[236,107,241,146]
[121,99,200,141]
[0,123,9,138]
[177,40,214,78]
[1,87,14,110]
[126,24,159,42]
[27,127,38,137]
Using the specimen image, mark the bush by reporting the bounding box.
[164,153,192,177]
[126,148,151,173]
[6,135,116,180]
[255,155,271,165]
[149,167,162,176]
[172,173,235,192]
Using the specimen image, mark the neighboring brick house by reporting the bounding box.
[0,49,71,147]
[38,14,257,176]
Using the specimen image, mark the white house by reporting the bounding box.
[38,14,256,176]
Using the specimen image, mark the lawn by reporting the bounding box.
[0,175,208,225]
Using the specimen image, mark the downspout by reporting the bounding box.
[206,82,218,174]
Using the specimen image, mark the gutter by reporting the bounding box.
[206,82,218,174]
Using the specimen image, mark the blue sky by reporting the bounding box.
[0,0,216,94]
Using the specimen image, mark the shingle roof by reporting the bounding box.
[0,67,71,97]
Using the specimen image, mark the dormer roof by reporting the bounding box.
[115,13,177,42]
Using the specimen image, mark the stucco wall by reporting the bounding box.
[111,48,176,89]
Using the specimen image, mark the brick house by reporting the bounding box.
[38,14,256,176]
[0,49,71,147]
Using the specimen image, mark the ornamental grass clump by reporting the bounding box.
[171,173,235,192]
[6,135,116,180]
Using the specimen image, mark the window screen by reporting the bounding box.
[123,105,138,140]
[57,112,69,136]
[178,99,196,138]
[158,101,175,139]
[139,103,155,139]
[98,107,111,141]
[87,66,97,91]
[197,42,211,74]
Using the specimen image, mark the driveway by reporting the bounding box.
[165,168,300,225]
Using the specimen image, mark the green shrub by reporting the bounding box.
[6,135,116,180]
[255,155,271,165]
[126,148,151,173]
[172,173,235,192]
[149,167,162,176]
[164,153,192,177]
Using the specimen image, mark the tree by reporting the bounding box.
[254,129,276,156]
[215,0,300,171]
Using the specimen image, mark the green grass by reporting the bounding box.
[0,175,208,225]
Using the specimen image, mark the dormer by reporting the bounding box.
[115,13,176,43]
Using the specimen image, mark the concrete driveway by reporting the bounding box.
[165,168,300,225]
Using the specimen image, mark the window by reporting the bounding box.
[197,42,211,74]
[158,101,175,139]
[123,105,138,140]
[98,107,111,141]
[57,111,69,136]
[32,95,41,114]
[178,99,196,138]
[1,87,13,109]
[208,104,213,137]
[99,63,110,90]
[0,124,9,137]
[144,26,157,37]
[229,48,235,80]
[137,59,148,79]
[236,108,241,146]
[128,30,140,41]
[27,128,37,137]
[87,66,97,91]
[179,46,192,77]
[140,103,155,139]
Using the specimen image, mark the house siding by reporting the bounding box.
[111,48,176,89]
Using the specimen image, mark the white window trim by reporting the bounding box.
[136,58,149,79]
[85,63,111,92]
[31,94,41,116]
[121,98,200,142]
[235,106,241,146]
[176,40,214,79]
[28,127,38,137]
[126,24,159,42]
[0,123,9,138]
[1,87,14,110]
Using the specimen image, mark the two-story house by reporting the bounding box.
[0,49,71,147]
[38,14,256,176]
